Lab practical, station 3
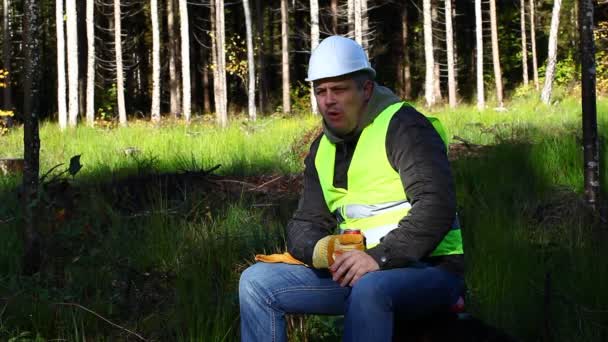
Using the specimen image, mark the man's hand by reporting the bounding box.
[329,250,379,287]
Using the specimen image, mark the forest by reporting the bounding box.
[0,0,607,341]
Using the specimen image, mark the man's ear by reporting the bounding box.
[363,80,374,101]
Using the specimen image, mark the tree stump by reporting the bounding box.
[0,158,25,175]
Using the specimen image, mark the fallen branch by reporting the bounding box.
[54,302,147,341]
[250,176,282,191]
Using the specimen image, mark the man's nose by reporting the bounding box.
[323,91,337,106]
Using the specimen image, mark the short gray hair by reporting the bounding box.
[349,70,375,89]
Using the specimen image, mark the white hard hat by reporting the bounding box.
[306,36,375,82]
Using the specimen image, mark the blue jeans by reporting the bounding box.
[239,262,464,342]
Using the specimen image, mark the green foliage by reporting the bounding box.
[596,22,608,95]
[96,84,118,122]
[538,54,578,87]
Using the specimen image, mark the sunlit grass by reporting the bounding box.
[0,94,607,341]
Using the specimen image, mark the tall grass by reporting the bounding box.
[0,95,607,341]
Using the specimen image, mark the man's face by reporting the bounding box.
[314,76,373,135]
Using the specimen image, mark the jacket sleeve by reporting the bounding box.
[286,135,337,266]
[365,106,456,269]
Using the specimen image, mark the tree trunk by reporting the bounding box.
[150,0,161,122]
[400,4,411,99]
[579,0,600,211]
[445,0,456,108]
[255,0,267,112]
[202,53,210,113]
[520,0,529,86]
[66,0,79,126]
[530,0,539,90]
[22,0,42,276]
[348,0,354,36]
[178,0,191,122]
[243,0,256,121]
[354,0,362,45]
[281,0,290,113]
[56,0,67,129]
[310,0,319,114]
[330,0,338,34]
[215,0,228,127]
[85,0,95,125]
[2,0,11,113]
[423,0,435,107]
[432,2,442,102]
[541,0,562,104]
[475,0,485,110]
[362,0,369,51]
[489,0,503,108]
[167,0,180,117]
[114,0,126,126]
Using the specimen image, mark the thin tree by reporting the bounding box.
[520,0,529,85]
[178,0,191,122]
[114,0,127,126]
[330,0,338,34]
[354,0,362,45]
[56,0,67,129]
[423,0,435,107]
[150,0,160,122]
[541,0,562,104]
[22,0,42,275]
[361,0,369,51]
[85,0,95,126]
[445,0,457,108]
[281,0,290,113]
[243,0,256,121]
[475,0,485,110]
[400,4,411,99]
[530,0,539,90]
[66,0,79,126]
[579,0,600,210]
[215,0,228,127]
[167,0,180,117]
[310,0,319,114]
[3,0,11,113]
[489,0,504,108]
[348,0,354,35]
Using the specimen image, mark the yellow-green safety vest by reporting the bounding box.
[314,101,463,256]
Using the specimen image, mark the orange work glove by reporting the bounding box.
[312,234,365,269]
[255,252,306,265]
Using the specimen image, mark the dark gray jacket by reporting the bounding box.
[286,85,464,276]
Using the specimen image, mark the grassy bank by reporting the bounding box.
[0,96,607,341]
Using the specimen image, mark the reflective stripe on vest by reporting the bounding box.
[315,101,463,255]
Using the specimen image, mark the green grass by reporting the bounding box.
[0,94,607,341]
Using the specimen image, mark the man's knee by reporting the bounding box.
[239,263,270,304]
[349,274,391,311]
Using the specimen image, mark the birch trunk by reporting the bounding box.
[281,0,290,113]
[178,0,191,121]
[423,0,435,107]
[475,0,485,110]
[56,0,67,129]
[330,0,338,34]
[150,0,160,122]
[243,0,256,120]
[2,0,11,112]
[520,0,529,85]
[348,0,354,36]
[579,0,600,210]
[215,0,228,127]
[541,0,562,104]
[22,0,41,275]
[66,0,79,126]
[362,0,369,51]
[530,0,539,90]
[401,4,411,99]
[354,0,362,45]
[432,2,442,101]
[489,0,503,107]
[167,0,180,117]
[255,0,267,112]
[445,0,456,108]
[210,1,219,115]
[114,0,126,126]
[310,0,319,114]
[85,0,95,125]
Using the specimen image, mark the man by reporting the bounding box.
[239,35,464,342]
